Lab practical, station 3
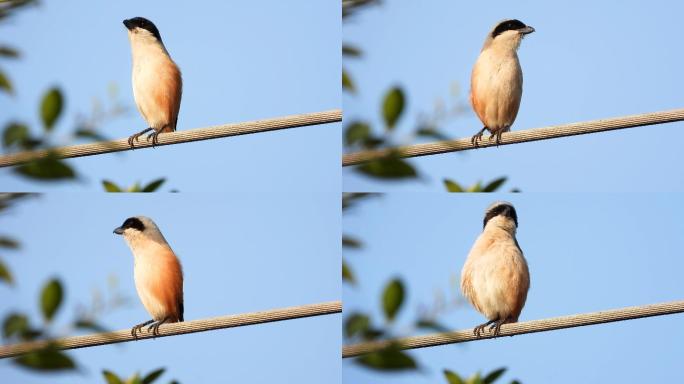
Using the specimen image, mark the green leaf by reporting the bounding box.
[14,348,76,371]
[444,179,464,192]
[75,319,108,333]
[40,278,63,321]
[127,182,142,192]
[0,46,20,58]
[3,122,29,148]
[416,319,451,333]
[356,347,417,371]
[510,380,522,384]
[357,157,417,179]
[342,260,355,285]
[382,278,404,322]
[142,368,165,384]
[342,69,355,93]
[75,128,109,142]
[342,235,362,249]
[0,260,12,284]
[466,181,483,192]
[0,71,12,94]
[3,313,28,338]
[142,178,166,192]
[15,155,76,181]
[342,44,362,57]
[344,121,371,146]
[382,87,405,130]
[483,368,507,384]
[128,373,143,384]
[444,370,466,384]
[416,127,450,141]
[103,370,124,384]
[102,180,122,192]
[344,312,370,338]
[467,373,484,384]
[482,177,507,193]
[40,87,63,131]
[0,236,20,249]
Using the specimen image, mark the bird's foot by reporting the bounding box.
[488,318,509,336]
[471,127,488,147]
[131,319,154,340]
[145,131,161,148]
[473,319,497,338]
[128,127,154,148]
[146,317,168,338]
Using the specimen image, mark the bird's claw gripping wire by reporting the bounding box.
[128,127,154,148]
[131,319,154,339]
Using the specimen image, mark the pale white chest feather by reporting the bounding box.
[472,49,523,129]
[461,228,529,320]
[129,39,173,129]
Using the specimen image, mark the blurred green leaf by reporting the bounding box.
[342,193,375,211]
[103,370,124,384]
[482,177,507,192]
[40,278,63,321]
[127,182,142,193]
[483,368,507,384]
[344,121,371,146]
[444,370,466,384]
[344,312,370,338]
[466,181,483,192]
[75,128,109,142]
[357,157,417,179]
[416,127,450,141]
[342,260,355,285]
[102,180,122,192]
[0,260,12,284]
[0,46,20,58]
[142,368,165,384]
[444,179,464,192]
[342,44,362,57]
[39,87,63,131]
[342,235,362,249]
[3,313,28,338]
[342,69,355,93]
[14,155,76,181]
[14,347,76,371]
[382,87,405,130]
[75,319,108,333]
[416,319,451,333]
[356,347,417,371]
[128,373,143,384]
[0,236,20,249]
[382,278,404,322]
[0,71,12,94]
[3,122,29,148]
[467,373,484,384]
[510,380,522,384]
[142,178,165,192]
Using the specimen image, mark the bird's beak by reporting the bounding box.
[113,227,124,235]
[123,19,135,30]
[520,26,535,35]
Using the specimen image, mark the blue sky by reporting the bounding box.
[0,193,340,383]
[342,0,684,192]
[0,0,340,192]
[343,194,684,383]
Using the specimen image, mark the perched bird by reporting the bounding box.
[123,17,182,147]
[470,19,534,145]
[461,201,529,337]
[114,216,184,338]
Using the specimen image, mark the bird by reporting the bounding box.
[113,216,184,338]
[470,19,534,146]
[460,201,530,337]
[123,17,182,147]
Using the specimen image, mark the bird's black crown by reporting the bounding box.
[120,217,146,232]
[123,17,162,41]
[491,19,529,38]
[483,203,518,228]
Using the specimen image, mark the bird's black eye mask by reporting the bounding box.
[491,19,528,38]
[123,17,162,42]
[483,205,518,228]
[121,217,146,232]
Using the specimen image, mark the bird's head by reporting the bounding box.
[114,216,166,247]
[483,201,518,232]
[123,17,163,43]
[485,19,534,51]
